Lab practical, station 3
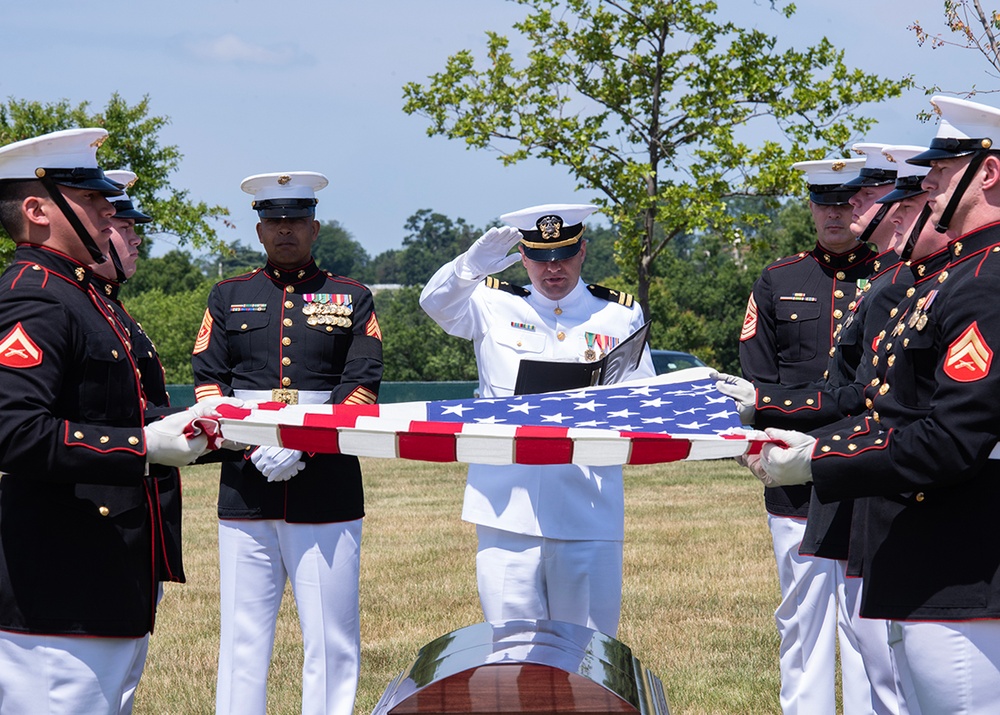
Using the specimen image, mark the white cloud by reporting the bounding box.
[184,34,310,67]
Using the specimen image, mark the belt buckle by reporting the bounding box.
[271,388,299,405]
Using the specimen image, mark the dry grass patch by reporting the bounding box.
[135,458,781,714]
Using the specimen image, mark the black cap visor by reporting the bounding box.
[809,184,859,206]
[37,167,124,196]
[254,198,317,219]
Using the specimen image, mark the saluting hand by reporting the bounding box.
[459,226,523,279]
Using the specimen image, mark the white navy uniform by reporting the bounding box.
[421,257,654,635]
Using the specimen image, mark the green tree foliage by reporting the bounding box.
[402,0,910,316]
[123,249,213,298]
[125,286,212,384]
[313,220,372,281]
[196,241,267,281]
[376,286,478,381]
[0,94,231,263]
[378,209,482,285]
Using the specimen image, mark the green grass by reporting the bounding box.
[134,458,782,714]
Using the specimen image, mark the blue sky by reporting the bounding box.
[0,1,984,259]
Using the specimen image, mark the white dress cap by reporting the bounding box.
[240,171,329,218]
[0,128,122,195]
[500,203,598,261]
[909,96,1000,165]
[876,146,930,205]
[791,158,865,205]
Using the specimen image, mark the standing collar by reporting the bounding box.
[263,258,322,287]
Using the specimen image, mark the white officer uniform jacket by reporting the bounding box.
[420,258,655,542]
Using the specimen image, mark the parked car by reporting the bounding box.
[650,349,708,375]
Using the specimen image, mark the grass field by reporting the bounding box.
[133,458,783,714]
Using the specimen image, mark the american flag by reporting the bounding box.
[213,367,765,466]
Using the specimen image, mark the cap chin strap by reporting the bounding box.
[39,177,107,264]
[107,242,127,283]
[900,203,933,262]
[934,152,989,233]
[855,203,890,246]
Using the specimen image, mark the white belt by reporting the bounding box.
[234,389,332,406]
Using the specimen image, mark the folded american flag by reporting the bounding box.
[214,367,765,466]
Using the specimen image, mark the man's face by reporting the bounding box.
[43,186,115,263]
[256,216,319,270]
[519,241,587,301]
[848,185,894,237]
[808,201,855,253]
[109,217,141,279]
[922,155,973,230]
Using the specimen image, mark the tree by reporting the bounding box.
[0,94,231,264]
[909,1,1000,101]
[312,220,372,281]
[402,0,909,317]
[125,286,213,384]
[195,241,266,280]
[123,249,212,298]
[376,286,478,381]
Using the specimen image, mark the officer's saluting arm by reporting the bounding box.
[0,291,147,485]
[331,284,383,405]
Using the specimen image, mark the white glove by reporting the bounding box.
[458,226,523,279]
[251,446,305,482]
[758,428,817,487]
[711,370,755,424]
[191,396,248,451]
[145,409,210,467]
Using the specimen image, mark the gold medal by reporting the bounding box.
[584,348,596,361]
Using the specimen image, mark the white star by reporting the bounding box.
[641,416,670,424]
[573,399,606,412]
[707,409,738,420]
[705,395,730,404]
[508,402,539,414]
[674,407,704,415]
[541,413,571,423]
[473,415,506,424]
[608,408,639,418]
[627,385,657,396]
[677,420,710,429]
[640,397,671,408]
[574,419,608,428]
[610,423,637,431]
[440,404,474,416]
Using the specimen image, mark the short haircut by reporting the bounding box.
[0,180,38,239]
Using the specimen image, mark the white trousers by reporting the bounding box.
[890,619,1000,715]
[769,514,874,715]
[0,631,144,715]
[216,518,362,715]
[475,525,623,636]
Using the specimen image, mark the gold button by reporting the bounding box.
[865,399,873,409]
[875,438,884,445]
[282,357,291,366]
[99,506,110,517]
[283,318,293,327]
[833,309,843,319]
[871,378,880,387]
[557,331,566,341]
[326,326,333,332]
[284,301,294,309]
[836,271,846,280]
[111,349,118,359]
[886,342,893,351]
[938,271,948,283]
[834,289,844,299]
[821,445,831,453]
[128,436,139,445]
[888,355,895,367]
[890,308,898,318]
[848,301,856,310]
[848,444,857,451]
[832,434,842,441]
[915,492,925,502]
[873,356,878,366]
[879,383,889,395]
[282,337,292,346]
[829,347,836,357]
[100,435,110,444]
[286,286,295,293]
[517,341,522,347]
[873,411,881,423]
[784,400,792,406]
[241,323,248,330]
[74,431,84,439]
[790,313,798,320]
[806,398,815,405]
[554,307,562,315]
[281,377,291,387]
[903,338,909,347]
[854,425,862,432]
[762,396,771,403]
[906,287,915,297]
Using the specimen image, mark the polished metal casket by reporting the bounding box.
[372,619,670,714]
